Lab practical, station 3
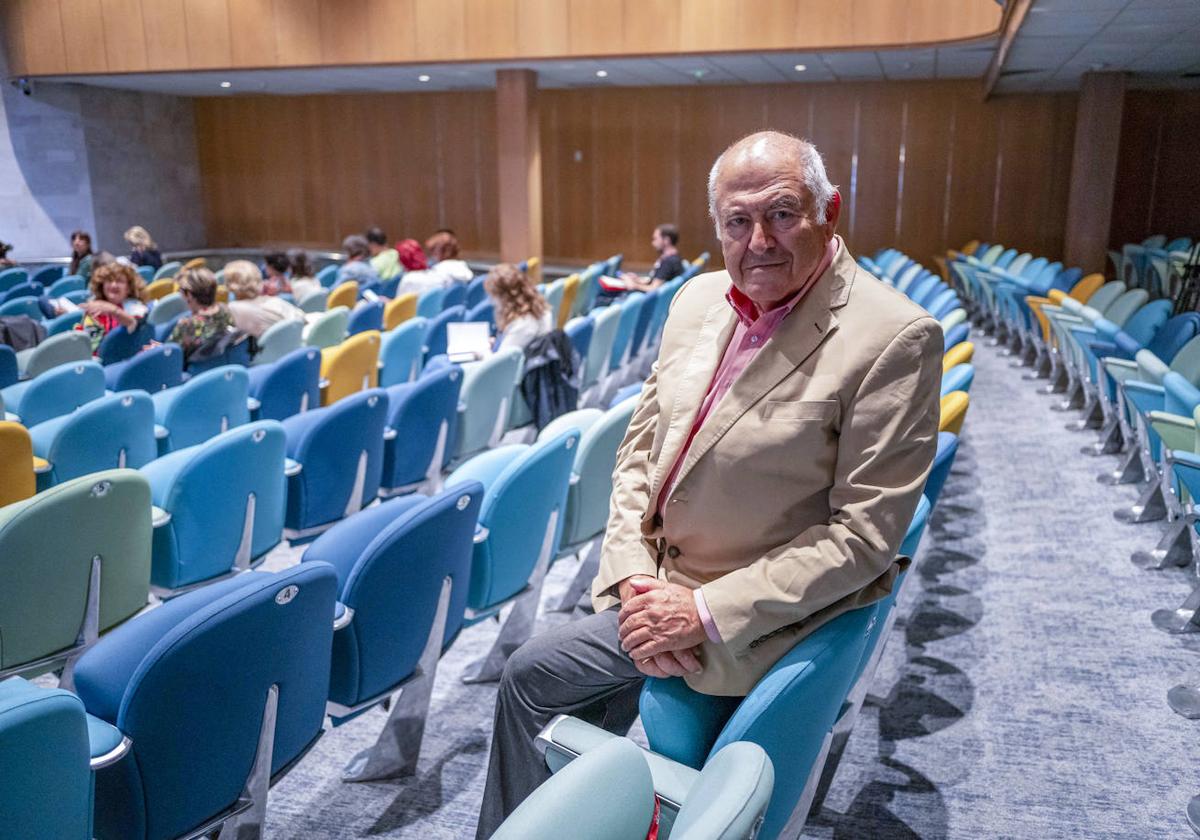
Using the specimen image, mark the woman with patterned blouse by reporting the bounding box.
[169,267,236,362]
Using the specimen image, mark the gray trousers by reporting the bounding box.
[474,608,645,839]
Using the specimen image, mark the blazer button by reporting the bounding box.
[666,545,681,559]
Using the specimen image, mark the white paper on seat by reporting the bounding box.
[598,275,631,292]
[447,322,491,363]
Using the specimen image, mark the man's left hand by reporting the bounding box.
[618,579,708,661]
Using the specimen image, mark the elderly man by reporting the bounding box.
[473,130,943,837]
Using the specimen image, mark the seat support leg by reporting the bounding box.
[1114,477,1168,524]
[1167,682,1200,720]
[1151,583,1200,634]
[217,684,279,840]
[1131,513,1198,570]
[57,554,101,692]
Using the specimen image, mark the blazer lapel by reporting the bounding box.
[647,300,737,506]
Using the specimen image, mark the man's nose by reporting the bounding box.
[749,221,773,253]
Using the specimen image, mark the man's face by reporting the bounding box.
[651,228,665,253]
[713,143,836,310]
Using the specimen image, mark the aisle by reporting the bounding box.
[801,342,1200,839]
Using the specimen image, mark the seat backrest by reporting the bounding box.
[564,316,594,361]
[610,292,647,370]
[379,317,429,388]
[303,306,349,349]
[993,248,1017,269]
[97,321,155,366]
[251,346,321,421]
[1169,335,1200,381]
[464,275,488,309]
[543,279,566,324]
[160,365,251,449]
[0,266,28,292]
[442,282,467,311]
[384,292,419,330]
[316,263,339,287]
[297,287,329,313]
[939,391,969,434]
[1100,288,1149,327]
[253,318,304,366]
[943,323,970,352]
[456,349,524,459]
[32,391,157,483]
[466,298,496,330]
[46,274,85,297]
[0,677,93,839]
[304,484,483,706]
[941,363,975,397]
[321,330,380,405]
[416,286,448,318]
[424,305,466,359]
[142,278,176,301]
[893,263,922,293]
[0,469,151,670]
[24,331,92,379]
[1018,255,1045,278]
[583,304,622,387]
[1120,299,1173,348]
[1081,280,1124,313]
[0,344,16,389]
[46,310,84,336]
[924,433,959,508]
[383,365,462,487]
[673,742,774,840]
[0,421,36,507]
[629,288,662,357]
[4,281,45,304]
[1149,313,1200,364]
[153,260,182,280]
[559,274,581,328]
[330,280,362,311]
[567,398,636,546]
[106,343,184,393]
[347,300,384,336]
[908,275,941,306]
[75,564,336,840]
[12,360,105,427]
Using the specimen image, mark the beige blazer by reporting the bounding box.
[592,244,944,696]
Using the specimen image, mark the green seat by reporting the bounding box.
[252,318,303,366]
[453,348,524,462]
[15,332,92,380]
[297,288,328,313]
[303,306,349,349]
[0,470,151,681]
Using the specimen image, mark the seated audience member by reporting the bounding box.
[394,238,446,298]
[0,240,15,269]
[124,225,163,270]
[262,250,292,296]
[288,249,321,300]
[225,260,304,338]
[366,226,402,281]
[68,230,94,282]
[396,238,428,272]
[487,263,553,353]
[74,261,149,352]
[603,224,683,300]
[426,229,474,284]
[169,267,236,362]
[336,235,382,290]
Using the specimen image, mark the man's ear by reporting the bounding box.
[825,189,842,234]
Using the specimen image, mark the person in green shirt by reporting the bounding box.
[68,230,94,282]
[366,226,402,281]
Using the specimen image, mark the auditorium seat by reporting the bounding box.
[303,485,483,781]
[466,297,496,330]
[542,278,566,326]
[152,260,182,281]
[1,360,104,427]
[943,341,974,372]
[0,281,45,309]
[317,263,339,287]
[303,306,349,349]
[940,391,969,435]
[142,278,175,301]
[0,469,151,684]
[416,287,448,318]
[580,303,621,400]
[464,274,487,309]
[452,348,523,463]
[135,265,153,283]
[941,363,975,397]
[46,274,84,297]
[378,317,428,387]
[924,432,960,507]
[442,282,467,311]
[46,310,84,336]
[248,346,322,422]
[384,292,418,330]
[564,315,594,364]
[347,300,384,336]
[102,343,184,394]
[380,365,462,497]
[559,274,581,328]
[320,330,380,405]
[147,291,186,329]
[297,287,329,313]
[29,392,157,490]
[282,387,388,541]
[96,321,155,366]
[423,305,465,361]
[73,563,336,840]
[0,343,16,389]
[253,318,304,366]
[609,382,643,408]
[0,266,27,291]
[151,365,250,454]
[0,421,43,507]
[142,421,287,594]
[445,429,579,682]
[15,330,91,379]
[943,322,970,352]
[608,291,647,375]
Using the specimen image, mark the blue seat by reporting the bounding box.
[0,280,45,305]
[416,287,447,318]
[927,289,960,320]
[102,343,184,394]
[465,274,487,308]
[29,393,157,490]
[944,322,970,351]
[97,321,155,366]
[609,292,647,372]
[15,330,92,379]
[628,288,662,365]
[924,432,959,508]
[609,382,643,408]
[186,334,252,373]
[46,274,85,297]
[381,365,462,496]
[0,296,45,319]
[0,266,27,292]
[151,365,250,455]
[317,263,340,288]
[247,346,321,422]
[282,387,388,541]
[28,266,63,287]
[0,344,17,389]
[0,360,105,427]
[941,363,975,396]
[444,429,579,682]
[152,312,186,343]
[73,563,337,840]
[135,265,154,283]
[442,283,467,311]
[378,317,428,387]
[453,349,524,463]
[46,310,84,336]
[147,292,186,328]
[301,484,483,780]
[347,300,384,335]
[424,304,465,361]
[142,421,287,594]
[564,315,594,361]
[466,298,496,330]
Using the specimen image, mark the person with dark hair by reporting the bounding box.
[262,250,292,296]
[425,230,473,284]
[620,223,684,292]
[68,230,94,281]
[0,240,15,269]
[169,267,236,362]
[287,248,320,300]
[336,234,381,290]
[366,226,401,281]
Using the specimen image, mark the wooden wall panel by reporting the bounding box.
[465,0,516,60]
[194,91,500,254]
[99,0,148,71]
[229,0,277,67]
[622,0,680,54]
[414,0,467,61]
[142,0,189,70]
[19,1,67,75]
[569,0,625,55]
[183,0,232,69]
[60,0,108,74]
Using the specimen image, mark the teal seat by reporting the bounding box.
[303,306,349,349]
[46,310,84,336]
[608,292,647,372]
[453,348,523,462]
[29,392,157,490]
[416,287,448,319]
[582,301,622,393]
[297,287,328,313]
[147,292,186,327]
[378,317,428,387]
[153,261,181,281]
[252,318,303,366]
[150,365,250,455]
[0,360,105,427]
[15,331,92,379]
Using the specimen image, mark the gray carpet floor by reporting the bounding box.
[260,341,1200,838]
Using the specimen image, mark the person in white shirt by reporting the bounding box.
[425,229,474,285]
[487,262,553,353]
[224,260,305,338]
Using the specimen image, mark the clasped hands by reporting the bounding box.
[617,575,709,679]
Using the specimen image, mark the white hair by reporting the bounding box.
[707,132,837,238]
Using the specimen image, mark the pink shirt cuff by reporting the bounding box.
[694,589,722,644]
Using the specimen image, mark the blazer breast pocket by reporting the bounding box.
[759,399,839,423]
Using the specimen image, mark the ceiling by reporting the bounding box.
[33,0,1200,97]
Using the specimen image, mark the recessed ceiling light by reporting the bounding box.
[219,81,232,88]
[595,70,608,78]
[418,74,431,82]
[793,64,807,72]
[691,68,709,79]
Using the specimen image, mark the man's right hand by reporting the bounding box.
[617,575,702,676]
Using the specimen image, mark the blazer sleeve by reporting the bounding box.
[699,316,944,656]
[591,362,664,611]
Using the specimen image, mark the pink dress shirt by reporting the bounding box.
[658,236,841,643]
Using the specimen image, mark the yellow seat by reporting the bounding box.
[328,281,358,312]
[939,391,969,435]
[0,421,39,508]
[181,257,207,272]
[320,330,381,405]
[384,293,418,330]
[559,274,580,329]
[1026,273,1104,342]
[215,286,229,303]
[143,278,176,301]
[524,256,541,271]
[942,342,974,373]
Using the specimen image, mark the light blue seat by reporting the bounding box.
[46,275,85,297]
[542,279,566,323]
[941,363,975,396]
[628,287,663,368]
[381,365,462,496]
[297,287,328,313]
[944,322,970,351]
[379,317,428,387]
[135,265,154,283]
[185,333,253,374]
[347,300,384,335]
[74,563,337,840]
[466,298,495,330]
[151,365,250,455]
[465,274,487,308]
[15,330,92,380]
[301,484,483,780]
[1,360,104,427]
[302,306,349,349]
[45,310,83,336]
[609,292,647,372]
[0,296,45,319]
[152,260,181,281]
[505,736,773,840]
[0,344,17,389]
[924,432,960,508]
[142,421,287,594]
[29,393,157,490]
[564,315,594,363]
[453,348,524,463]
[247,346,321,422]
[96,321,155,366]
[282,387,388,541]
[416,287,448,318]
[102,343,184,394]
[445,429,579,682]
[0,266,27,292]
[581,303,622,394]
[609,382,643,408]
[424,304,465,361]
[252,318,303,366]
[317,263,340,288]
[1,280,45,305]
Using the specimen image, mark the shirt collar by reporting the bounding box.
[725,235,841,327]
